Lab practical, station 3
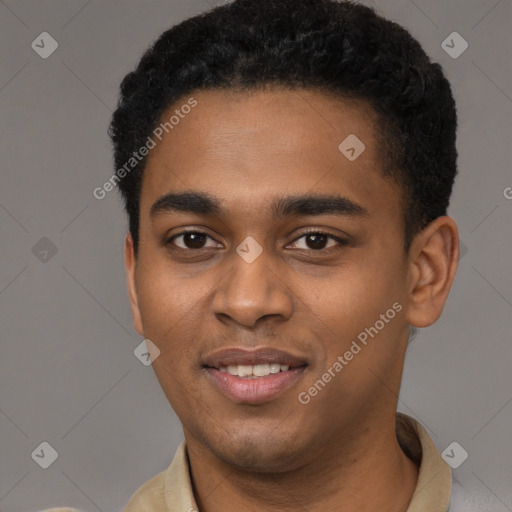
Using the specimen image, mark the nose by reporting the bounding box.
[211,242,293,328]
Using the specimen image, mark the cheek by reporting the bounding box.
[136,263,193,331]
[135,262,213,363]
[313,266,397,326]
[306,260,407,377]
[135,276,191,383]
[137,271,207,414]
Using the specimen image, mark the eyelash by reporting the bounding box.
[165,229,349,253]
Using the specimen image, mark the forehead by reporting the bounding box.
[139,87,401,224]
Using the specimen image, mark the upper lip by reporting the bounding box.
[203,347,308,369]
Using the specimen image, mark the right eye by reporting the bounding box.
[166,230,221,250]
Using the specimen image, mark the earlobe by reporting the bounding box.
[406,216,459,328]
[124,233,144,337]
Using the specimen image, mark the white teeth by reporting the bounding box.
[270,363,281,374]
[237,365,253,377]
[253,363,270,376]
[218,363,291,377]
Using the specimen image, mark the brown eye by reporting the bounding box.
[167,231,218,250]
[288,231,348,251]
[304,233,330,250]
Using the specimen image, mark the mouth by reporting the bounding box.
[203,347,308,404]
[216,362,295,378]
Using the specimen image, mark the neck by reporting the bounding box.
[185,415,419,512]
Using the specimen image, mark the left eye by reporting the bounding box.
[288,232,347,251]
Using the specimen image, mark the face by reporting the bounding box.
[126,87,418,472]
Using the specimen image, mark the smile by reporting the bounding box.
[203,347,308,403]
[218,363,290,377]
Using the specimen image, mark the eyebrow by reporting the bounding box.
[150,191,369,220]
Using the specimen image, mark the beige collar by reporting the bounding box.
[123,412,452,511]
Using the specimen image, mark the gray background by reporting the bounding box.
[0,0,511,510]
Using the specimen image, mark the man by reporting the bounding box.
[44,0,464,510]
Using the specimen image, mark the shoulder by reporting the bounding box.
[122,470,167,512]
[123,441,191,512]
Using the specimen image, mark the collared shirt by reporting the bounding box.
[39,412,455,512]
[122,412,452,511]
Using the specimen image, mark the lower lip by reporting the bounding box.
[204,366,307,404]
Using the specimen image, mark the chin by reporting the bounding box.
[203,427,310,473]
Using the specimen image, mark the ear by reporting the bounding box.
[124,233,144,337]
[406,216,459,328]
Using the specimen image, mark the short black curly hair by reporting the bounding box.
[108,0,458,256]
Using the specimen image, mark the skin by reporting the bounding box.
[125,87,459,511]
